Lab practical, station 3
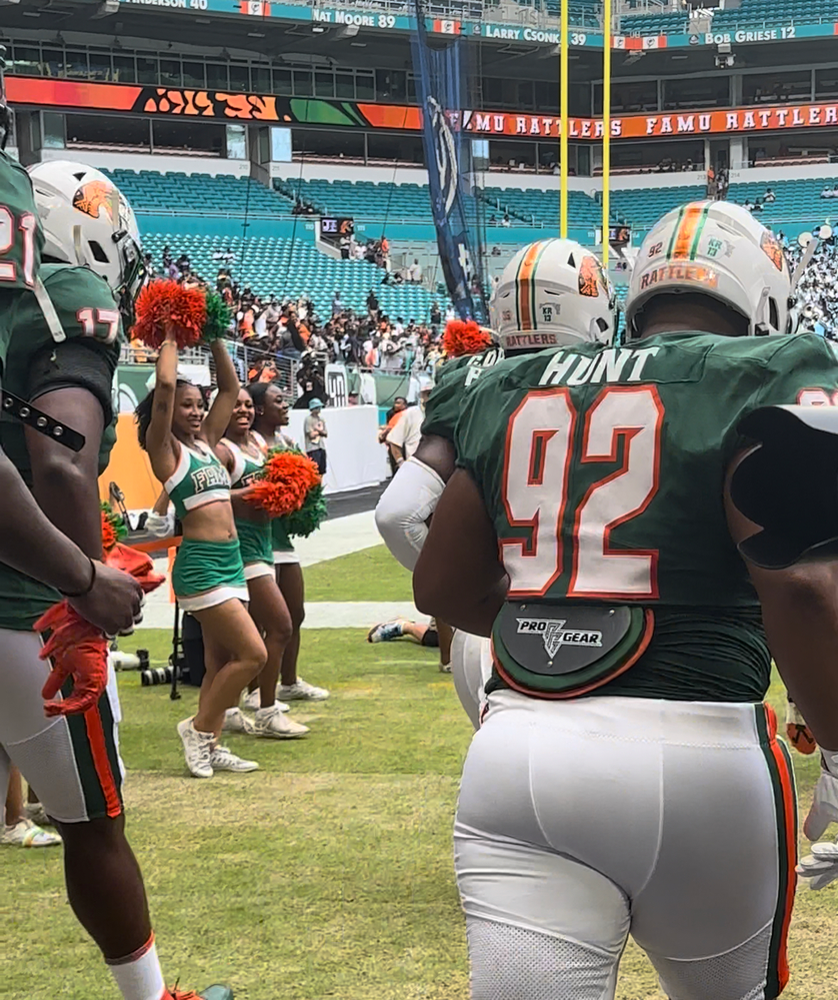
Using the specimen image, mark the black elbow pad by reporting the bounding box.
[732,404,838,568]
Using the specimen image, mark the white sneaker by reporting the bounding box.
[23,803,51,827]
[278,677,330,702]
[177,717,214,778]
[210,744,260,773]
[254,704,309,739]
[1,818,62,847]
[243,689,290,713]
[223,707,256,735]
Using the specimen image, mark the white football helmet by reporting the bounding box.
[490,239,616,353]
[27,160,145,320]
[625,201,793,338]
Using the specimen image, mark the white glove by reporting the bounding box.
[803,750,838,842]
[798,841,838,890]
[145,511,175,538]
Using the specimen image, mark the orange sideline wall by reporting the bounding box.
[99,413,161,509]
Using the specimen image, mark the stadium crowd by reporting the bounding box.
[137,243,450,379]
[789,238,838,339]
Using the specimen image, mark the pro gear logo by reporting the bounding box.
[516,618,603,658]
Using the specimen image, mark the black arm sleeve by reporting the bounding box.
[27,339,117,425]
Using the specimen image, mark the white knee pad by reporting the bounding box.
[466,916,618,1000]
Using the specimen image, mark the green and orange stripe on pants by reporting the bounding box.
[756,702,797,998]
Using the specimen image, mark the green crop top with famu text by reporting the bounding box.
[165,440,232,522]
[221,433,266,491]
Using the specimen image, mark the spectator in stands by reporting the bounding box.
[765,187,776,204]
[409,259,422,283]
[331,290,343,317]
[308,328,328,353]
[304,399,328,476]
[430,301,441,332]
[502,212,511,228]
[706,166,716,199]
[295,353,327,410]
[367,289,379,321]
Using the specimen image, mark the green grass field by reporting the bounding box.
[1,546,837,999]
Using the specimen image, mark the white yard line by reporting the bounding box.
[140,512,423,629]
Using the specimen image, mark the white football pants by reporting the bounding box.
[455,690,796,1000]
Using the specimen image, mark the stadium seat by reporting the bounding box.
[140,231,443,322]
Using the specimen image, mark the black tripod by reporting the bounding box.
[169,600,183,701]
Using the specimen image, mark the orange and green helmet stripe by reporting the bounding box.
[666,202,711,261]
[514,239,554,331]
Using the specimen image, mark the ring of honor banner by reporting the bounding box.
[409,4,487,322]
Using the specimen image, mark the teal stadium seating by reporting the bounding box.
[277,177,604,229]
[108,169,295,216]
[619,0,837,35]
[139,232,442,323]
[106,168,838,320]
[104,170,444,321]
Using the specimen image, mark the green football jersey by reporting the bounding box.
[0,152,44,369]
[456,332,838,701]
[0,151,42,292]
[0,263,122,632]
[421,347,505,442]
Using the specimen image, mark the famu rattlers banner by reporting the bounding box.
[10,76,838,142]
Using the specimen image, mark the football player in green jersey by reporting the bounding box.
[375,239,615,724]
[0,159,231,1000]
[0,55,144,631]
[414,201,838,999]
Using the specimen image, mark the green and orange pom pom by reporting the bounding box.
[131,279,207,350]
[282,481,328,539]
[245,449,322,518]
[442,319,492,358]
[101,502,127,553]
[202,291,232,344]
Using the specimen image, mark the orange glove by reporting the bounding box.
[38,543,165,717]
[106,542,165,594]
[37,602,107,717]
